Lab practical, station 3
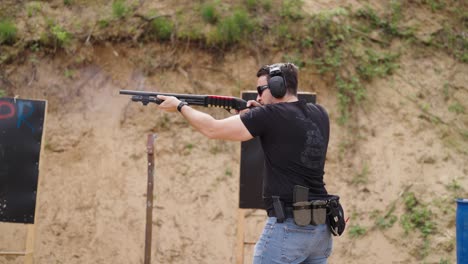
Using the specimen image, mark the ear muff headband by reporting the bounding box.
[268,65,287,98]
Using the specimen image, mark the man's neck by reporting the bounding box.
[274,94,298,104]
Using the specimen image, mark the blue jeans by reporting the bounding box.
[253,217,333,264]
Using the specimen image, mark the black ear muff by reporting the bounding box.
[268,65,287,98]
[268,76,286,98]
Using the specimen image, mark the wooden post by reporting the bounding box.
[236,209,246,264]
[23,224,35,264]
[144,134,157,264]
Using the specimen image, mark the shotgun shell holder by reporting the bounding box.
[293,185,311,226]
[311,200,327,225]
[293,201,312,226]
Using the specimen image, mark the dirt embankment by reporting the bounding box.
[1,1,467,264]
[0,41,466,264]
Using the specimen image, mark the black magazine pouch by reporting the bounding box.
[327,196,346,236]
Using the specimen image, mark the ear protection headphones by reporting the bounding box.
[267,64,287,98]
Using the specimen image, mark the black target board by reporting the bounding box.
[239,91,316,209]
[0,98,46,223]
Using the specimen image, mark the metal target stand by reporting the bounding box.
[144,134,157,264]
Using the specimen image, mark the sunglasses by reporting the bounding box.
[257,85,269,96]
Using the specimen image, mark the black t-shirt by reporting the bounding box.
[240,100,329,211]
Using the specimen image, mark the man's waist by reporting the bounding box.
[267,195,338,221]
[267,203,329,218]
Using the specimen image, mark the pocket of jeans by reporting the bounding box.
[280,226,318,262]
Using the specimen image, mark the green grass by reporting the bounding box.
[201,2,219,24]
[445,178,465,199]
[336,76,365,125]
[401,192,435,238]
[280,0,304,21]
[438,258,450,264]
[376,213,398,229]
[0,20,17,45]
[427,24,468,63]
[443,82,450,100]
[185,143,194,150]
[51,24,71,47]
[356,49,400,80]
[308,8,349,47]
[422,0,446,12]
[399,191,440,259]
[150,16,173,41]
[446,179,462,192]
[245,0,257,11]
[97,19,110,29]
[312,48,344,74]
[26,2,42,18]
[207,8,255,46]
[282,52,307,68]
[64,69,76,79]
[370,203,398,230]
[448,102,465,114]
[112,0,128,19]
[348,224,366,238]
[244,0,273,12]
[260,0,272,11]
[354,4,410,39]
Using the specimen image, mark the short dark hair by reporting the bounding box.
[256,63,299,96]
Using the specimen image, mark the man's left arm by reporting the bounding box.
[157,95,254,141]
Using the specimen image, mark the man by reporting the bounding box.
[157,63,332,263]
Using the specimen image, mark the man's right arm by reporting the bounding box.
[180,105,254,141]
[157,95,254,141]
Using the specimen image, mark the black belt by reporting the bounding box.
[267,204,330,219]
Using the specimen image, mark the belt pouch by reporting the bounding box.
[293,185,311,226]
[293,201,312,226]
[311,200,327,225]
